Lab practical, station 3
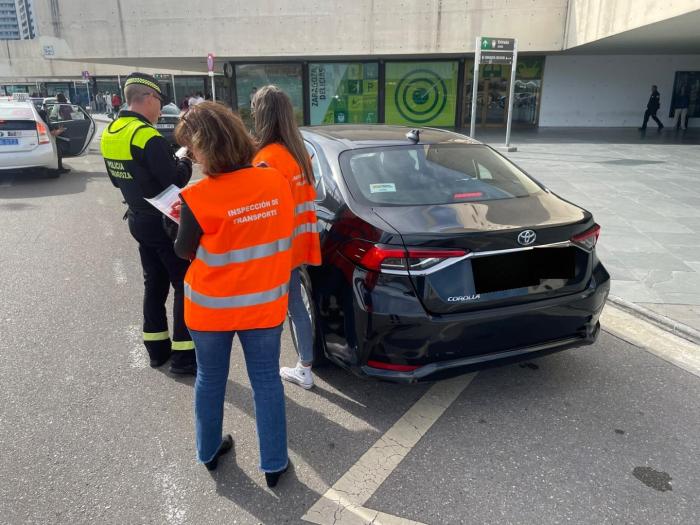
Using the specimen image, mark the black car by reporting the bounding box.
[118,102,180,147]
[154,103,180,145]
[297,125,610,382]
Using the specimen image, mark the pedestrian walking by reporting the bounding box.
[672,85,689,130]
[252,85,321,390]
[172,102,294,486]
[639,85,664,131]
[100,72,197,375]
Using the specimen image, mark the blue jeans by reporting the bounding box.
[288,268,314,366]
[189,326,288,472]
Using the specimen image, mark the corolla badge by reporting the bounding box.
[448,294,481,302]
[517,229,536,246]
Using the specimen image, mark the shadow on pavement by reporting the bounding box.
[0,167,107,199]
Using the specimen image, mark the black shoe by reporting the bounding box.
[658,124,664,131]
[56,167,71,174]
[265,463,289,488]
[169,363,197,375]
[204,434,233,471]
[150,355,170,368]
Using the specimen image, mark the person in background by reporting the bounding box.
[672,84,689,131]
[173,102,294,486]
[639,85,664,131]
[252,85,321,390]
[56,93,73,121]
[112,92,122,115]
[100,72,197,375]
[180,96,190,112]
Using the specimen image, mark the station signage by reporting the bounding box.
[479,37,515,65]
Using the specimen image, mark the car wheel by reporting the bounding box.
[288,268,327,366]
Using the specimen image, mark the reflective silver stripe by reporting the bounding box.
[184,282,289,309]
[293,222,319,238]
[295,201,316,215]
[196,237,292,267]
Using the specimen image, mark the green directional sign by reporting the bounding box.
[480,37,515,51]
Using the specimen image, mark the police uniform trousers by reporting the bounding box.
[127,210,195,368]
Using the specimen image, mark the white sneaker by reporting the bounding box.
[280,363,314,390]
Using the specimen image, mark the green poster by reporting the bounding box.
[385,61,458,126]
[309,63,379,125]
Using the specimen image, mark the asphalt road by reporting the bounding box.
[0,153,698,525]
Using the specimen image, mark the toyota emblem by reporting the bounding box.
[517,230,536,246]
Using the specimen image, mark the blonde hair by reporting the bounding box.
[252,85,313,185]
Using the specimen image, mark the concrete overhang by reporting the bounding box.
[564,9,700,54]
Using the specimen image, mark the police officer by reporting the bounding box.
[100,72,196,375]
[640,85,664,131]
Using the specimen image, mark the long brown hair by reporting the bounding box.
[252,85,313,185]
[175,101,255,177]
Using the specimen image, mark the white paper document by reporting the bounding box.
[144,184,181,224]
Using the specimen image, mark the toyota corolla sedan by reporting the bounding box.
[297,125,610,382]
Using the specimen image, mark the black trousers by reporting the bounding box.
[128,212,195,367]
[642,109,663,129]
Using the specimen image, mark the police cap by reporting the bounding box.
[124,72,163,96]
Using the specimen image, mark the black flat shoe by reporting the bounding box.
[204,434,233,471]
[265,463,289,488]
[169,363,197,376]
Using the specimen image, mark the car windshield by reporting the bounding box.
[338,144,543,206]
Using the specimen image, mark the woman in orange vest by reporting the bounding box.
[173,102,294,487]
[252,85,322,390]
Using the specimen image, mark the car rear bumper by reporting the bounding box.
[0,144,57,171]
[341,261,610,382]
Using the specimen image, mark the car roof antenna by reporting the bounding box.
[406,128,420,143]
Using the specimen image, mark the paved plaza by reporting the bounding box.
[479,127,700,333]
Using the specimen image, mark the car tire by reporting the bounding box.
[289,267,327,366]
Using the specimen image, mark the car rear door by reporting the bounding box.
[44,103,96,156]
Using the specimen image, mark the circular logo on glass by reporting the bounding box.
[395,69,448,124]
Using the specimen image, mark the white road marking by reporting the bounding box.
[112,258,127,284]
[601,304,700,378]
[302,373,477,525]
[156,470,187,525]
[126,324,148,369]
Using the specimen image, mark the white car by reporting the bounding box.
[0,100,95,177]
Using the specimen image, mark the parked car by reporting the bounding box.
[298,125,610,382]
[117,102,180,148]
[0,100,95,178]
[154,102,180,146]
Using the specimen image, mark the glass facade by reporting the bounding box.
[385,61,459,127]
[462,56,545,128]
[235,63,304,127]
[308,63,379,125]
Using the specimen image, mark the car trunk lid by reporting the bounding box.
[372,194,596,314]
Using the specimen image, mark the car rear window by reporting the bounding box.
[0,105,35,121]
[338,144,543,206]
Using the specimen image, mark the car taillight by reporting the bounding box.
[36,121,50,144]
[342,239,468,272]
[571,224,601,251]
[367,360,420,372]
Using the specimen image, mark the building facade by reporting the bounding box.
[0,0,20,40]
[16,0,36,39]
[2,1,699,128]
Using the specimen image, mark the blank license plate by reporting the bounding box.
[156,124,175,129]
[0,138,19,145]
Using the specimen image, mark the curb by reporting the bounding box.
[607,295,700,346]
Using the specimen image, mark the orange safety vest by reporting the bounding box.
[180,167,294,332]
[254,144,321,269]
